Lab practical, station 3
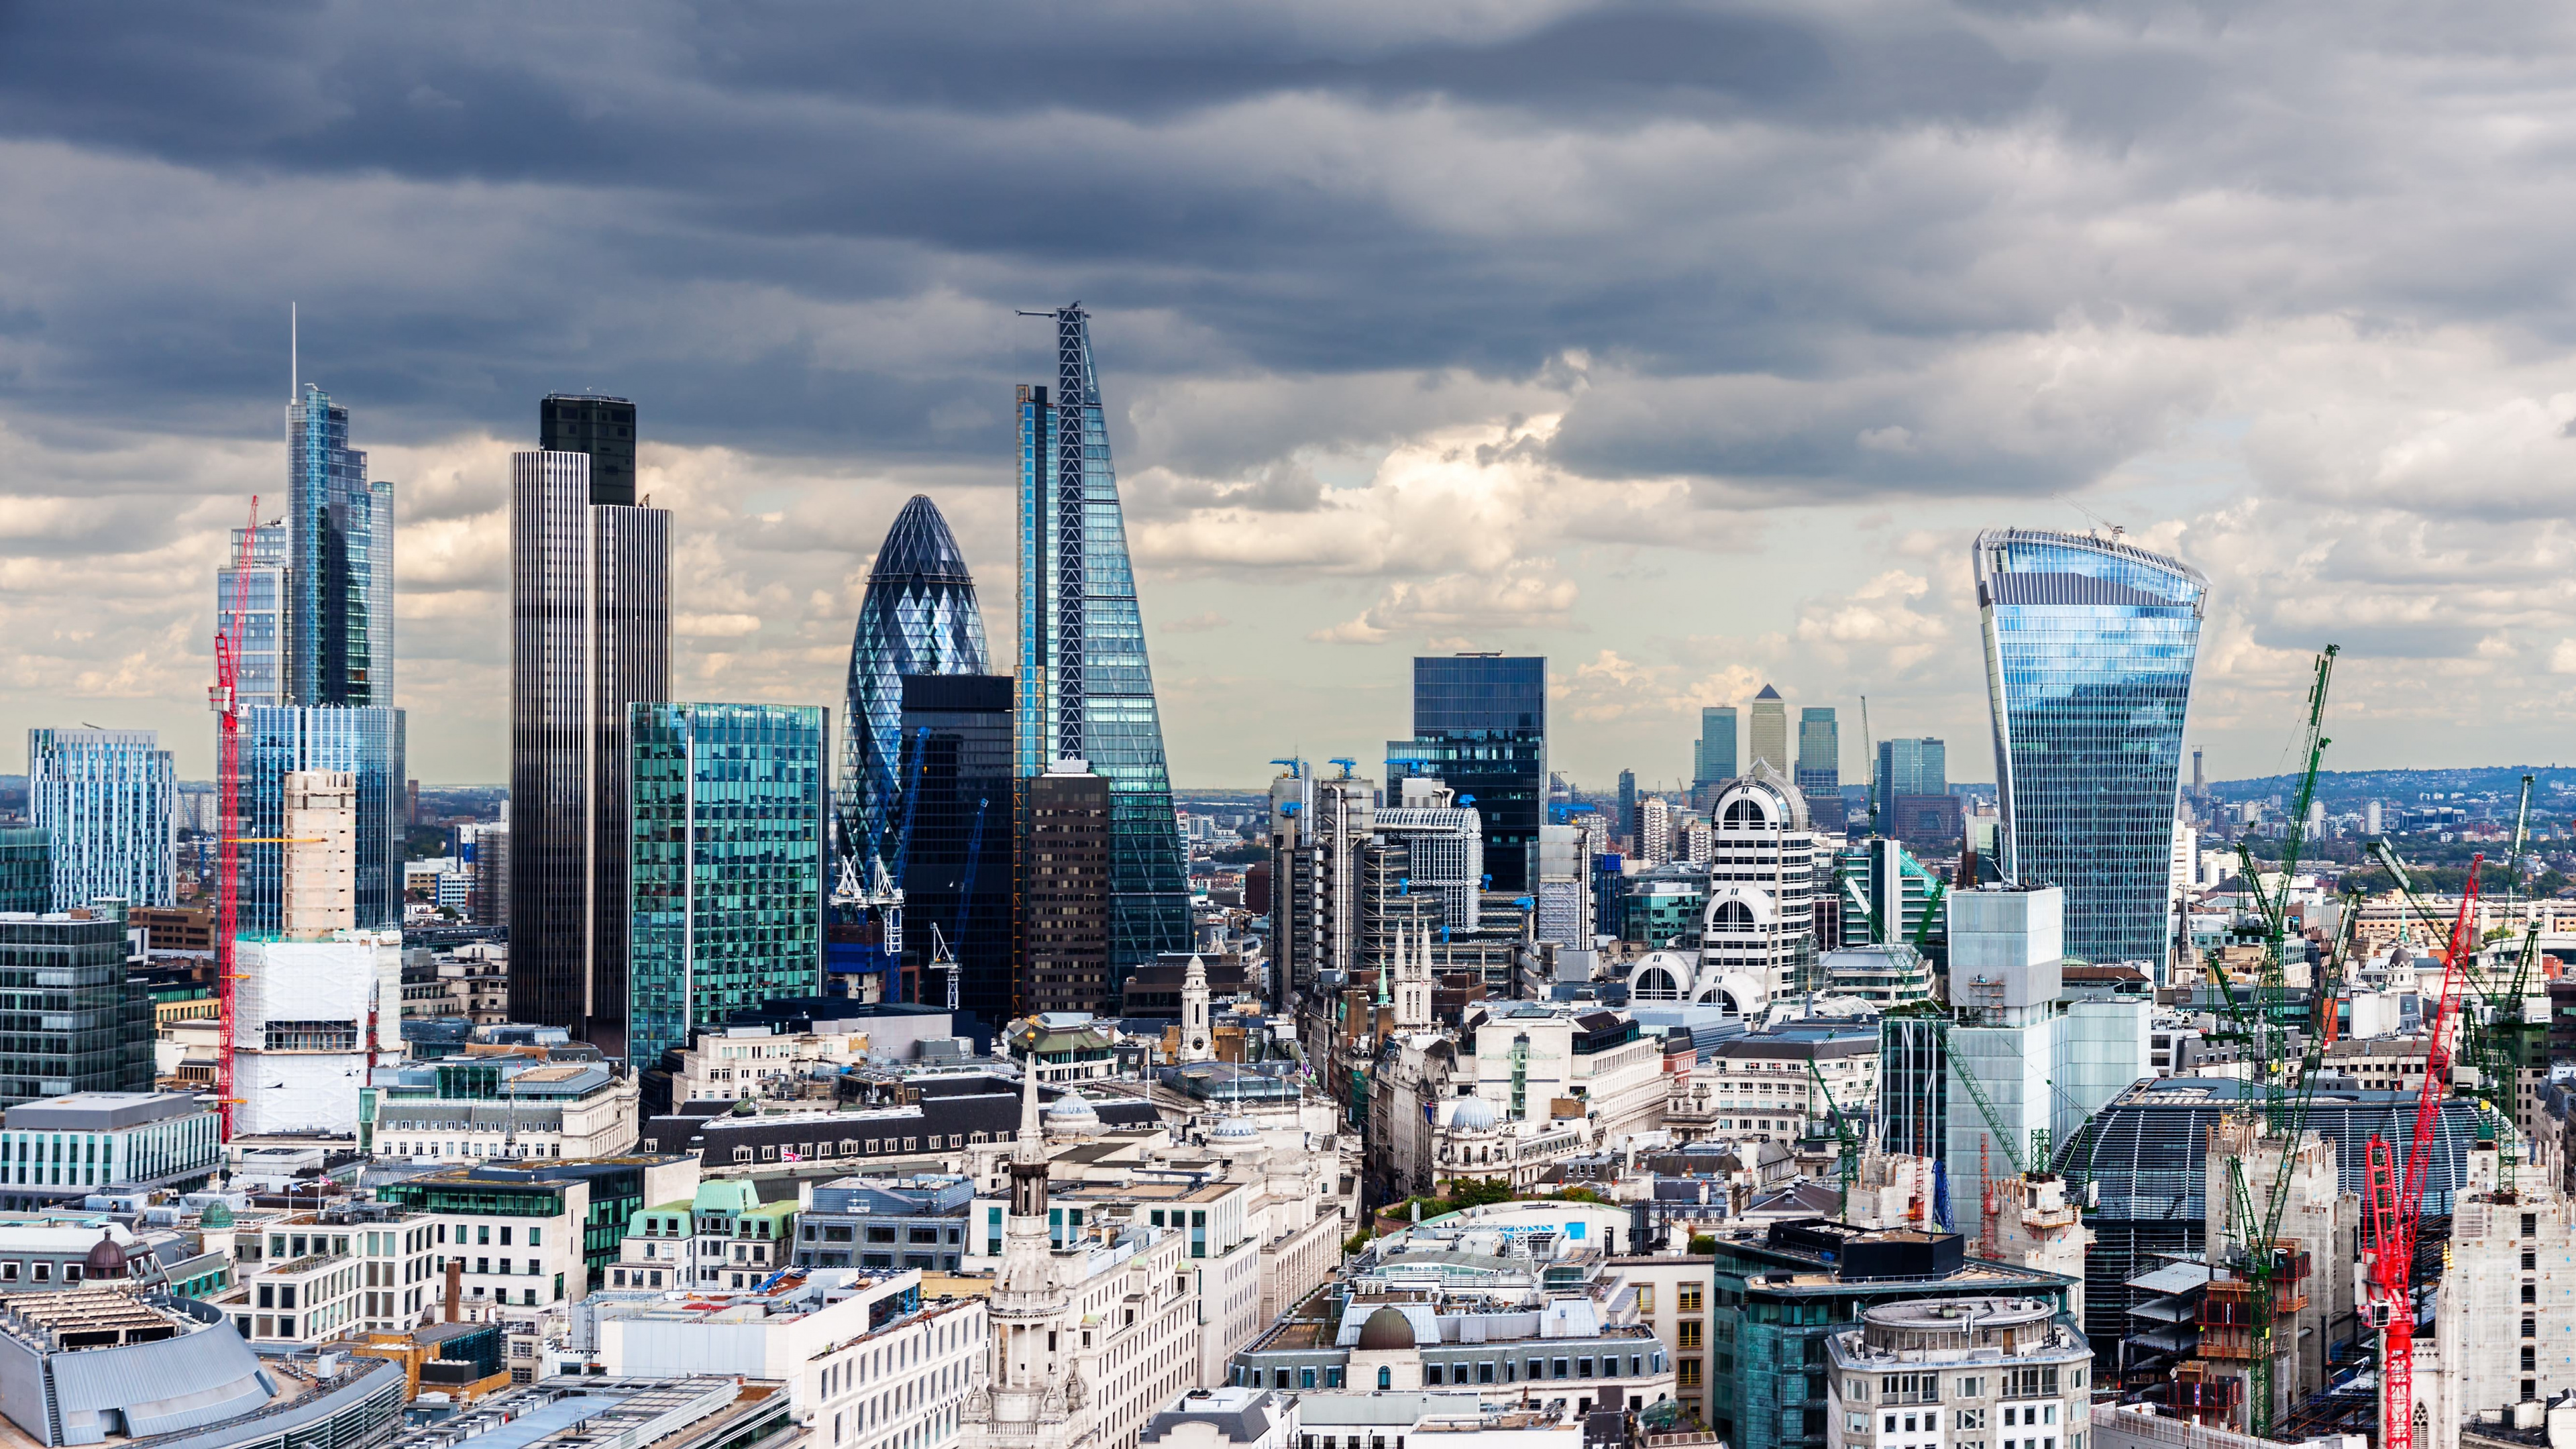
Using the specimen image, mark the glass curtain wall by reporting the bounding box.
[1975,529,2206,967]
[838,496,990,873]
[239,707,405,931]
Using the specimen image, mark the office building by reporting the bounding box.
[1976,528,2208,965]
[1267,764,1377,1000]
[541,392,638,506]
[286,384,393,708]
[1387,654,1546,892]
[0,901,153,1111]
[1746,685,1788,772]
[1794,706,1838,798]
[1372,777,1485,932]
[1016,759,1112,1017]
[1617,769,1638,846]
[1831,837,1941,950]
[626,702,829,1069]
[1875,737,1946,824]
[378,1154,700,1307]
[1706,1220,2078,1449]
[509,430,672,1051]
[278,769,356,934]
[239,706,405,932]
[0,829,46,914]
[1014,307,1192,975]
[1534,824,1592,949]
[0,1091,222,1208]
[215,517,290,710]
[898,674,1014,1025]
[840,496,994,875]
[1823,1298,2091,1449]
[1694,706,1738,789]
[1637,795,1672,865]
[1698,765,1819,1005]
[368,1058,639,1163]
[26,729,173,911]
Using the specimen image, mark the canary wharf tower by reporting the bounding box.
[1016,306,1192,972]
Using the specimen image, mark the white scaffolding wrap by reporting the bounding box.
[233,930,400,1136]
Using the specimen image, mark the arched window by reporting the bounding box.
[1711,901,1757,932]
[1722,796,1768,828]
[1378,1366,1392,1391]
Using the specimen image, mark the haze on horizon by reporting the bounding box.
[1,1,2571,790]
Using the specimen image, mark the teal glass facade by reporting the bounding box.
[1976,529,2206,966]
[0,829,47,913]
[839,496,991,873]
[627,702,828,1068]
[1014,308,1191,974]
[1388,655,1546,892]
[27,728,174,911]
[0,902,153,1109]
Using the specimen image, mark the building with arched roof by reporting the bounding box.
[1697,765,1819,1002]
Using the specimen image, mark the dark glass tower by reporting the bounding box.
[898,675,1014,1028]
[286,384,392,707]
[839,496,991,875]
[1387,655,1546,893]
[541,394,639,507]
[1013,307,1192,975]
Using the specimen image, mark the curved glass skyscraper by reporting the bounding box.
[1975,528,2207,967]
[840,495,991,869]
[1016,307,1193,974]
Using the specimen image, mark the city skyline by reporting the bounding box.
[8,6,2574,789]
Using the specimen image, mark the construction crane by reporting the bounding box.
[2195,645,2335,1439]
[2370,835,2536,1190]
[930,796,990,1011]
[1806,1058,1860,1216]
[1859,694,1878,836]
[2365,858,2484,1449]
[205,498,256,1139]
[1931,1018,2027,1249]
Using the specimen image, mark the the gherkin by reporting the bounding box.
[840,496,991,870]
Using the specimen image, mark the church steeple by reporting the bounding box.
[1180,955,1214,1063]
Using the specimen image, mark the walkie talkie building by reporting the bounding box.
[1975,528,2207,967]
[1015,306,1192,975]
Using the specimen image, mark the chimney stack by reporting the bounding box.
[444,1258,462,1323]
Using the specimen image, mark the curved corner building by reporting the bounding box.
[1016,306,1193,973]
[840,495,992,868]
[1974,528,2206,967]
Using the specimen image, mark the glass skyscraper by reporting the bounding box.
[1976,527,2207,966]
[839,495,991,873]
[1387,655,1546,893]
[625,703,827,1069]
[216,520,289,710]
[286,384,392,708]
[1794,706,1839,796]
[1876,737,1948,822]
[897,675,1014,1028]
[238,706,406,932]
[0,828,47,913]
[1693,706,1737,786]
[1013,307,1191,974]
[27,729,173,910]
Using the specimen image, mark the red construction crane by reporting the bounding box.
[2365,853,2483,1449]
[205,499,255,1139]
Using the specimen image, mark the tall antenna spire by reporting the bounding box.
[290,301,297,402]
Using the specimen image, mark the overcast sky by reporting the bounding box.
[3,0,2573,789]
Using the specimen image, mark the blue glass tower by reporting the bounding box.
[286,384,392,708]
[1014,307,1192,975]
[26,729,174,910]
[1975,528,2207,966]
[626,702,827,1069]
[238,706,407,932]
[1387,655,1547,893]
[839,496,991,873]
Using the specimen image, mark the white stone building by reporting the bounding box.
[1697,765,1819,1004]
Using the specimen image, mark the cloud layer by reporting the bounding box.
[2,0,2573,784]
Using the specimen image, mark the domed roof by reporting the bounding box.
[1355,1306,1416,1352]
[1448,1095,1500,1132]
[1044,1091,1102,1139]
[83,1230,127,1279]
[199,1200,233,1228]
[871,495,977,585]
[1210,1115,1262,1144]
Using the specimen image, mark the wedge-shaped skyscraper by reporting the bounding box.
[839,495,991,872]
[1975,527,2206,967]
[1014,307,1191,973]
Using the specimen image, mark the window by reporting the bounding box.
[1678,1284,1704,1313]
[1678,1359,1701,1388]
[1638,1286,1656,1314]
[1678,1322,1703,1349]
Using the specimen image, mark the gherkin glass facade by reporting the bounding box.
[839,496,990,873]
[1976,528,2206,967]
[1016,307,1192,974]
[627,703,827,1069]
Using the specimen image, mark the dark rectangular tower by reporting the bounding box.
[541,394,639,507]
[899,674,1014,1028]
[1387,653,1546,893]
[1015,760,1111,1018]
